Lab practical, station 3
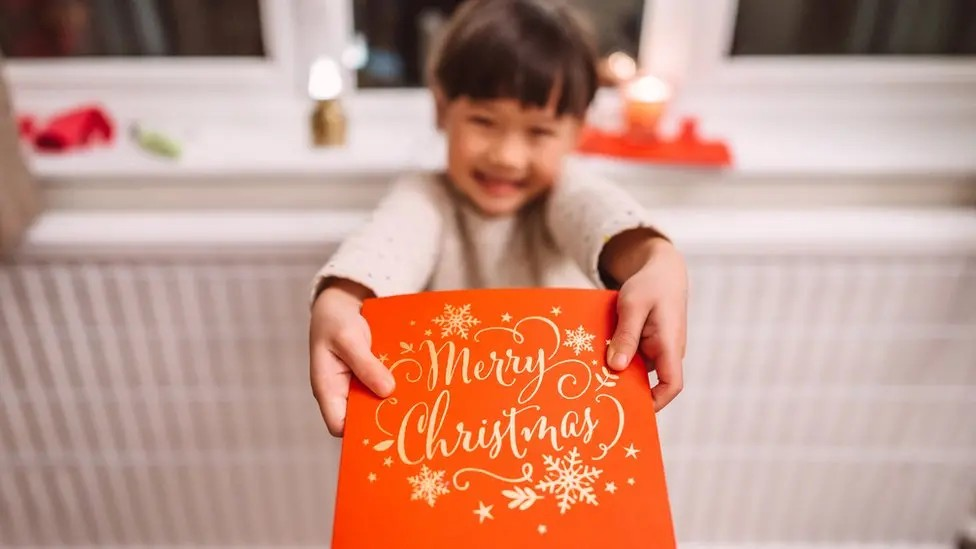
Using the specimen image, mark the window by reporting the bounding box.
[5,0,972,102]
[352,0,645,87]
[5,0,973,178]
[640,0,976,119]
[2,0,315,99]
[346,0,974,129]
[0,0,265,58]
[731,0,976,56]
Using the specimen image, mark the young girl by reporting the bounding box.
[309,0,688,437]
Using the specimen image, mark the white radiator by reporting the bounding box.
[1,209,974,547]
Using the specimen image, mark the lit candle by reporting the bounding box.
[602,51,637,86]
[308,57,343,101]
[308,56,347,147]
[623,74,671,135]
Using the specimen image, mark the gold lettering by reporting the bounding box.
[397,402,429,465]
[559,409,600,442]
[519,411,562,453]
[426,390,460,459]
[474,355,492,381]
[516,349,549,404]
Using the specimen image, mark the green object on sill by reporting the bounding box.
[131,124,182,159]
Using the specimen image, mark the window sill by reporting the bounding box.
[20,89,976,209]
[22,208,976,258]
[26,89,976,176]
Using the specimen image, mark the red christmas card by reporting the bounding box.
[332,288,675,549]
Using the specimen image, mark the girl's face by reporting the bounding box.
[440,95,582,217]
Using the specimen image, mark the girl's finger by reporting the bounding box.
[608,291,651,371]
[310,347,352,436]
[331,325,396,398]
[650,344,684,411]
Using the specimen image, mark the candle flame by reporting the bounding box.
[606,51,637,82]
[626,75,671,103]
[309,57,343,100]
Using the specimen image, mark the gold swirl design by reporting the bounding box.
[554,358,594,400]
[474,316,561,358]
[452,463,534,491]
[389,358,423,383]
[373,397,398,436]
[593,393,625,461]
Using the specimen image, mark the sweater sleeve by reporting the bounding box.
[309,174,449,303]
[545,165,666,289]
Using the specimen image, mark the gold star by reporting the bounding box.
[409,320,416,326]
[368,472,377,483]
[501,313,512,323]
[591,359,598,366]
[605,339,612,346]
[627,477,635,486]
[550,306,562,316]
[362,438,370,446]
[605,481,617,494]
[378,354,389,364]
[537,524,548,535]
[473,501,494,524]
[624,443,640,459]
[424,329,432,336]
[383,457,393,467]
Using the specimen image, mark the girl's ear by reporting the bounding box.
[431,84,447,130]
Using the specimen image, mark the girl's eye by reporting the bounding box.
[469,115,495,127]
[529,126,555,138]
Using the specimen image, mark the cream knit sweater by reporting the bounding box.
[312,163,658,299]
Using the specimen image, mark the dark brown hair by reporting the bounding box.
[429,0,599,119]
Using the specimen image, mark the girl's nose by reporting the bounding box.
[487,133,529,172]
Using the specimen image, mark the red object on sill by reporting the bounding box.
[34,105,115,152]
[19,105,115,153]
[578,117,733,168]
[17,115,36,139]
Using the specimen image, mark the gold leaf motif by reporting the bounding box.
[372,439,394,452]
[502,486,543,510]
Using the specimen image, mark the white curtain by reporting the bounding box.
[0,55,41,255]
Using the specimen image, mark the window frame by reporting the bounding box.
[2,0,355,99]
[640,0,976,115]
[7,0,974,183]
[8,0,973,106]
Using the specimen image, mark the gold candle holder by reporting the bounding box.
[311,98,346,147]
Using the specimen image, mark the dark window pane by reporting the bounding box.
[731,0,976,56]
[0,0,265,58]
[352,0,644,88]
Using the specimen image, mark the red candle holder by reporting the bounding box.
[622,74,670,135]
[579,75,733,168]
[578,117,733,168]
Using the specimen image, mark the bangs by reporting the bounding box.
[432,0,598,118]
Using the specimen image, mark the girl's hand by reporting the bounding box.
[603,235,688,411]
[309,280,395,436]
